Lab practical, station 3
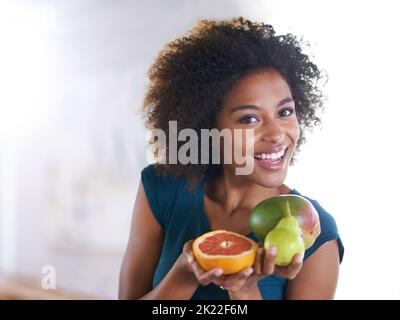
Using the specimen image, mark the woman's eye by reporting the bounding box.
[238,115,259,124]
[279,107,295,118]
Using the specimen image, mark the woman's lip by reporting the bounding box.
[254,147,288,171]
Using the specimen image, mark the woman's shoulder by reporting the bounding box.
[140,163,191,227]
[141,163,184,187]
[291,188,344,262]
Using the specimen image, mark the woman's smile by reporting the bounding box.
[254,145,289,171]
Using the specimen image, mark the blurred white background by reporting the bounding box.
[0,0,399,299]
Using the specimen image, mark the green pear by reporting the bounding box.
[264,216,305,266]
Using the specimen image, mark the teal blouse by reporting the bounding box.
[141,164,344,300]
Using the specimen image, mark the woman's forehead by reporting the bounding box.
[221,69,292,110]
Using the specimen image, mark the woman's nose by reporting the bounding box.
[260,119,285,143]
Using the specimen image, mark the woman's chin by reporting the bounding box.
[250,165,288,188]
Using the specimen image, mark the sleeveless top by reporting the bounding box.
[141,164,344,300]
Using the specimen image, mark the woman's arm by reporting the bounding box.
[285,240,340,299]
[118,182,199,299]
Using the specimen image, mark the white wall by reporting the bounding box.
[1,0,399,299]
[246,0,400,299]
[0,0,246,298]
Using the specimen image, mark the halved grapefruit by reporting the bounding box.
[192,230,258,275]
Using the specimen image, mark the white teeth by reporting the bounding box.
[255,147,287,160]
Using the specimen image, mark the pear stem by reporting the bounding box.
[284,200,292,217]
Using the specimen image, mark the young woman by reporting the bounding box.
[119,17,344,300]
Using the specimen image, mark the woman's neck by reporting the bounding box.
[204,167,290,216]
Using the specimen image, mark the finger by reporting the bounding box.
[182,240,194,255]
[254,248,264,274]
[262,246,276,275]
[220,267,254,291]
[275,254,303,280]
[286,254,304,279]
[182,250,194,264]
[197,267,224,286]
[190,260,206,278]
[190,260,224,286]
[181,240,196,266]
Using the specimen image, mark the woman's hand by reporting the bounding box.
[227,245,303,299]
[179,240,226,286]
[180,240,304,299]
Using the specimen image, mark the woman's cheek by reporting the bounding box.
[231,128,255,166]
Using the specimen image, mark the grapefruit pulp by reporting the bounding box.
[192,230,258,275]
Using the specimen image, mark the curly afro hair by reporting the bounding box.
[140,17,327,189]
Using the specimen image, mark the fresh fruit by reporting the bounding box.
[249,194,320,249]
[192,230,258,275]
[264,216,305,266]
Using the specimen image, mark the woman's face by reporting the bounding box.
[215,68,300,188]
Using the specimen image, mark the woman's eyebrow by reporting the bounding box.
[229,104,260,113]
[229,96,294,114]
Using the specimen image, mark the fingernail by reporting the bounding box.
[214,269,223,276]
[187,255,193,263]
[269,246,277,255]
[244,267,253,276]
